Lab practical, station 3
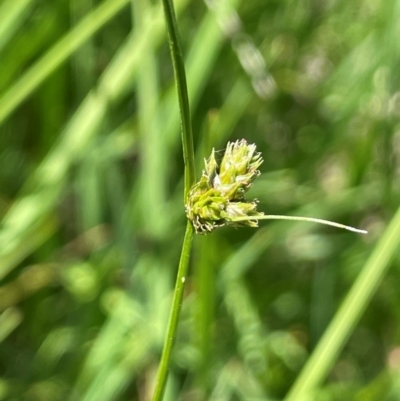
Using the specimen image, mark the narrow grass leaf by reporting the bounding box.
[0,0,131,125]
[284,206,400,401]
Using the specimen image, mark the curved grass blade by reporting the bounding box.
[284,206,400,401]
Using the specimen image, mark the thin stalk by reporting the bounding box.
[133,0,165,237]
[152,222,194,401]
[161,0,196,198]
[230,215,367,234]
[152,0,196,400]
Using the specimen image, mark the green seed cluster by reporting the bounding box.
[185,139,264,234]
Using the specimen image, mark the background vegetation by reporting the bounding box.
[1,0,400,400]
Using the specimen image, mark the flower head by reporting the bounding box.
[185,139,264,234]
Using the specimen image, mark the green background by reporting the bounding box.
[1,0,400,400]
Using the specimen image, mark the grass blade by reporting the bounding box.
[0,0,131,125]
[284,206,400,401]
[0,0,34,52]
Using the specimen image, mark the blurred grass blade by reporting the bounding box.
[194,235,217,393]
[224,278,268,378]
[70,0,96,97]
[0,213,59,281]
[75,299,151,401]
[0,0,34,53]
[133,0,165,238]
[196,78,252,165]
[284,206,400,401]
[0,307,23,342]
[0,0,189,281]
[0,0,131,125]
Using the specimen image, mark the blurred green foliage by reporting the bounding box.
[0,0,400,400]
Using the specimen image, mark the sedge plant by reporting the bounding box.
[152,1,367,400]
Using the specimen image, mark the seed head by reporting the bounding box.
[185,139,264,234]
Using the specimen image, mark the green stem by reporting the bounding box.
[152,0,196,400]
[152,222,194,401]
[161,0,196,198]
